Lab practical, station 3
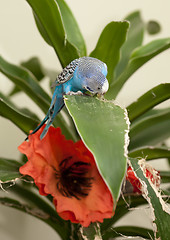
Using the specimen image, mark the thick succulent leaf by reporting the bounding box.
[114,11,144,79]
[90,21,129,82]
[0,196,70,240]
[101,195,146,232]
[103,226,154,240]
[0,158,22,182]
[9,57,45,96]
[27,0,86,67]
[0,98,39,134]
[160,171,170,183]
[128,83,170,122]
[64,95,129,203]
[129,108,170,150]
[107,38,170,99]
[129,147,170,160]
[0,55,50,113]
[129,158,170,240]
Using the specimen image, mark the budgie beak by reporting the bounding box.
[101,79,109,94]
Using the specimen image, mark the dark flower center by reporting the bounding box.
[56,157,93,200]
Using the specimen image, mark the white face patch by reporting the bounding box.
[101,80,109,94]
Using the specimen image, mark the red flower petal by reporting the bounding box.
[18,126,114,227]
[126,165,160,194]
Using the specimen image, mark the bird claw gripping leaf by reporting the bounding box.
[26,57,109,140]
[66,91,84,96]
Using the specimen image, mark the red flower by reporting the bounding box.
[126,165,160,194]
[18,126,113,227]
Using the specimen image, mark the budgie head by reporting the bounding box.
[74,57,109,95]
[56,56,109,95]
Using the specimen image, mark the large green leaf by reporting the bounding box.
[107,38,170,99]
[114,11,144,79]
[103,226,154,239]
[27,0,86,67]
[129,147,170,160]
[0,158,22,182]
[129,158,170,240]
[129,108,170,150]
[128,83,170,122]
[64,95,129,203]
[0,98,39,134]
[90,21,129,82]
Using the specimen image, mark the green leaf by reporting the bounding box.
[1,182,71,238]
[7,184,70,232]
[27,0,86,67]
[0,98,39,134]
[129,108,170,150]
[64,95,129,203]
[130,158,170,240]
[129,147,170,160]
[0,56,74,139]
[33,12,52,46]
[0,55,51,114]
[103,226,154,239]
[107,38,170,99]
[0,158,22,182]
[55,0,86,56]
[21,57,45,82]
[114,11,144,79]
[0,196,70,239]
[160,171,170,183]
[9,57,45,97]
[90,21,129,82]
[101,195,147,232]
[147,20,161,35]
[128,83,170,122]
[131,108,169,125]
[0,91,40,121]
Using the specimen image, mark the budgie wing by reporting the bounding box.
[52,59,79,88]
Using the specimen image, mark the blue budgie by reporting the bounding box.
[26,56,109,140]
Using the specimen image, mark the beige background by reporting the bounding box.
[0,0,170,239]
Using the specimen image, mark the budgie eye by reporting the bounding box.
[86,86,94,93]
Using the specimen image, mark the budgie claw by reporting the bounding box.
[67,91,84,96]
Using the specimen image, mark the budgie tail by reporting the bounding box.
[25,85,64,140]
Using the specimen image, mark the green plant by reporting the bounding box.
[0,0,170,239]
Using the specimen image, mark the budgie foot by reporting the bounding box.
[66,91,84,96]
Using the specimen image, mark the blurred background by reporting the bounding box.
[0,0,170,239]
